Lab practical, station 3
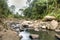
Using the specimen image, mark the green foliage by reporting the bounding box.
[8,14,14,18]
[0,0,12,18]
[23,0,47,19]
[0,0,60,20]
[23,0,60,20]
[13,13,24,19]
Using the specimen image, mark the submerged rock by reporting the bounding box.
[34,28,39,31]
[55,34,60,40]
[31,34,39,39]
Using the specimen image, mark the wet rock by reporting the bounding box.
[6,22,22,32]
[2,29,7,32]
[55,29,60,32]
[55,34,60,39]
[31,34,39,39]
[34,28,39,31]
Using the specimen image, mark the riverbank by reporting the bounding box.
[0,18,59,32]
[0,18,60,40]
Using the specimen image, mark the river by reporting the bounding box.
[28,29,59,40]
[9,22,60,40]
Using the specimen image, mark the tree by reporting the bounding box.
[0,0,12,18]
[23,0,47,19]
[10,5,15,13]
[23,0,60,20]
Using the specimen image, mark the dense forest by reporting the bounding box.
[23,0,60,20]
[0,0,60,20]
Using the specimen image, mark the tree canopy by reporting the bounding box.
[0,0,12,18]
[23,0,60,20]
[0,0,60,20]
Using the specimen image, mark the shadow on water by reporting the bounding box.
[55,36,60,40]
[28,29,60,40]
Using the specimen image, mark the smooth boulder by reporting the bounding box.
[43,16,56,21]
[50,20,58,30]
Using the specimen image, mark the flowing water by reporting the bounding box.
[19,29,59,40]
[19,29,32,40]
[9,22,59,40]
[9,22,60,40]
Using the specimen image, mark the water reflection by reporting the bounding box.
[28,29,58,40]
[18,28,60,40]
[55,36,60,40]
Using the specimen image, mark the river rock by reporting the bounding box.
[50,20,58,30]
[22,21,32,25]
[39,22,48,29]
[55,34,60,38]
[34,28,39,31]
[31,34,39,39]
[0,25,3,31]
[43,16,56,21]
[41,26,46,29]
[39,22,52,29]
